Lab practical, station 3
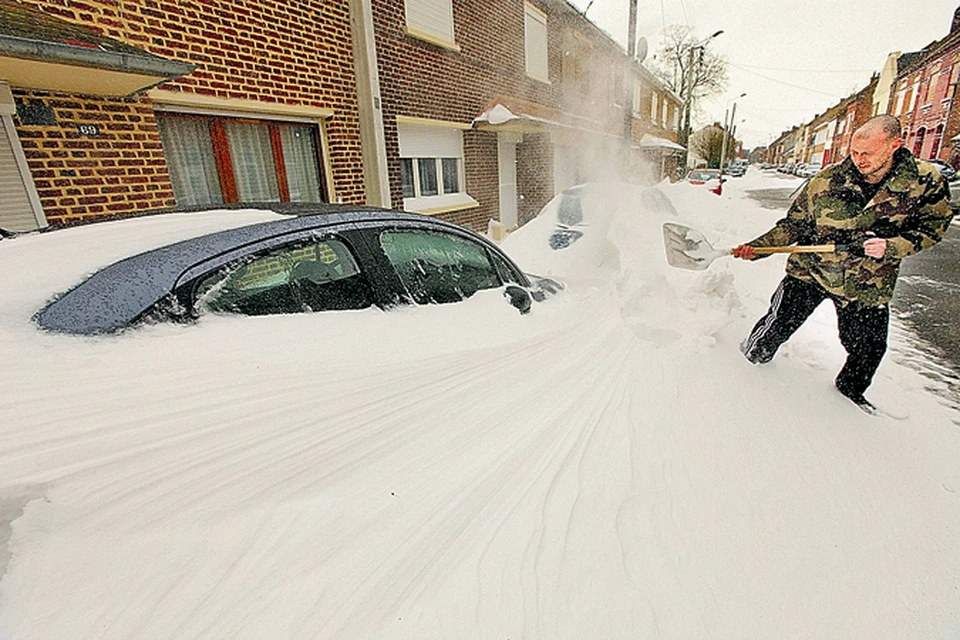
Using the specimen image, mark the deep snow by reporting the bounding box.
[0,169,959,639]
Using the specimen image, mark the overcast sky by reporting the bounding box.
[566,0,960,148]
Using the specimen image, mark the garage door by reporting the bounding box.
[0,114,45,233]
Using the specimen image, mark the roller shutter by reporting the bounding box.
[0,114,45,232]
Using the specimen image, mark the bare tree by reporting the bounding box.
[650,25,728,107]
[649,25,728,170]
[690,124,739,168]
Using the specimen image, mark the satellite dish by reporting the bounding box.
[635,36,648,63]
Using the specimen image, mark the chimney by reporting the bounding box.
[953,6,960,33]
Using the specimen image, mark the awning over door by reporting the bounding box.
[473,95,617,140]
[637,133,685,152]
[0,0,195,95]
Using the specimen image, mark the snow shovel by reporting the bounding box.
[662,222,838,271]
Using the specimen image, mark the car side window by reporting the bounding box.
[379,230,502,304]
[195,237,373,315]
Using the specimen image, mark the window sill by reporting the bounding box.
[525,72,551,85]
[405,26,461,52]
[403,192,479,215]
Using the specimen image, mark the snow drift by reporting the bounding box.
[0,171,958,639]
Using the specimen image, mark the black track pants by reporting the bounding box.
[741,276,889,397]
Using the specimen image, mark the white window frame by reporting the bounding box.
[650,92,658,123]
[909,80,920,113]
[404,0,458,51]
[397,117,478,215]
[524,2,550,83]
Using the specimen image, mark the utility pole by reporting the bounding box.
[678,30,722,174]
[622,0,639,162]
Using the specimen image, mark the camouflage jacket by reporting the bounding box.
[748,148,954,306]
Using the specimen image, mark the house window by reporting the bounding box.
[935,70,951,102]
[931,124,944,159]
[405,0,456,48]
[611,69,624,107]
[524,3,549,82]
[397,120,477,214]
[400,156,460,199]
[157,114,325,207]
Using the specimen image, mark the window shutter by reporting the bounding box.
[524,3,549,82]
[0,115,45,232]
[405,0,455,43]
[397,123,462,158]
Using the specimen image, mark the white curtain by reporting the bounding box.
[280,125,323,202]
[158,117,223,207]
[225,121,280,203]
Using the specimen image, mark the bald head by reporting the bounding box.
[853,115,902,142]
[850,115,903,183]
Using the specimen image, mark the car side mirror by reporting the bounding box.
[504,285,532,314]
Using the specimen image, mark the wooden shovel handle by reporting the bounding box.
[732,244,837,255]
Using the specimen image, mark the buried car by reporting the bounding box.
[686,169,721,185]
[31,204,561,335]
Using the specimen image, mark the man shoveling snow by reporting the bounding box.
[733,115,955,413]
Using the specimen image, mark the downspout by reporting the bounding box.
[349,0,391,207]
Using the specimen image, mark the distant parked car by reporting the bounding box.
[927,159,956,181]
[724,164,746,177]
[947,177,960,212]
[796,163,822,178]
[687,169,721,185]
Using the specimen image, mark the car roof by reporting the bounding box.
[34,204,493,335]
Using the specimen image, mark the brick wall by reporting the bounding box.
[14,0,366,226]
[15,90,175,225]
[374,0,565,232]
[462,130,500,228]
[516,132,553,225]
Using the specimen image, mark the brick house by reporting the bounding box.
[362,0,681,232]
[889,9,960,167]
[2,0,680,235]
[1,0,367,232]
[827,79,876,165]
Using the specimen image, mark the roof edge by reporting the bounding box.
[0,34,195,81]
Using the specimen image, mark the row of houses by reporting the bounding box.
[762,6,960,171]
[0,0,684,235]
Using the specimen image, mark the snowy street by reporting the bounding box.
[1,168,959,638]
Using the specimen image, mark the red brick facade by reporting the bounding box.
[371,0,677,232]
[4,0,682,231]
[15,91,175,223]
[892,37,960,164]
[372,0,563,231]
[10,0,366,226]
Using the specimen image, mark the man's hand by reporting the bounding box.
[863,237,887,258]
[733,244,756,260]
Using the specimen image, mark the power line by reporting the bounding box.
[730,64,848,98]
[734,62,877,74]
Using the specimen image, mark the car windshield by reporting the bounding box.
[690,171,718,180]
